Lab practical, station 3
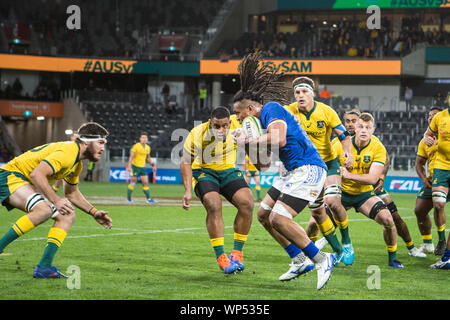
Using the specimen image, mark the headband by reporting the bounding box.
[79,134,107,142]
[294,83,314,94]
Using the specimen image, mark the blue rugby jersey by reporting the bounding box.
[259,101,327,172]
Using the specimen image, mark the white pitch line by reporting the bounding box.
[16,215,438,243]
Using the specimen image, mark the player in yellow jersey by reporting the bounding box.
[244,155,262,201]
[424,102,450,267]
[126,132,157,204]
[336,112,403,268]
[180,107,254,274]
[331,109,425,258]
[51,133,79,193]
[0,122,112,278]
[289,77,355,263]
[415,107,447,255]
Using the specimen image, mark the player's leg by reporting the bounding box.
[0,184,52,253]
[324,174,355,265]
[257,187,291,248]
[324,163,352,245]
[258,186,314,281]
[195,179,238,274]
[253,171,262,201]
[225,183,254,271]
[381,193,424,257]
[431,170,448,255]
[141,174,157,203]
[269,165,334,290]
[52,179,63,192]
[127,174,138,202]
[358,197,402,268]
[34,210,76,278]
[414,189,435,253]
[310,197,345,266]
[244,172,250,185]
[269,198,334,290]
[305,216,320,242]
[430,233,450,269]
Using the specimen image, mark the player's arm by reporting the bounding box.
[415,155,431,189]
[373,153,390,192]
[245,120,284,171]
[341,162,384,185]
[180,150,195,210]
[29,161,74,215]
[63,182,112,228]
[127,151,135,170]
[147,155,156,169]
[424,127,436,147]
[333,124,353,167]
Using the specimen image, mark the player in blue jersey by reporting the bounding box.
[232,52,335,290]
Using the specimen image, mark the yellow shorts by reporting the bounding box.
[0,169,30,210]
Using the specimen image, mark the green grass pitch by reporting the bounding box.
[0,182,448,300]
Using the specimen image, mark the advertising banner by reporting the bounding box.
[384,176,423,193]
[200,59,401,75]
[110,167,182,184]
[0,100,64,118]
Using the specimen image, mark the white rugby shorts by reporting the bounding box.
[272,164,326,205]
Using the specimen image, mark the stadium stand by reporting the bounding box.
[78,90,188,159]
[218,14,450,59]
[0,0,223,59]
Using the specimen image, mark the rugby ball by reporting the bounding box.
[242,116,263,139]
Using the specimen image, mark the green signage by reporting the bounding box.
[278,0,449,9]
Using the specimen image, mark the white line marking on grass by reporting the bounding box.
[17,215,425,243]
[17,226,235,242]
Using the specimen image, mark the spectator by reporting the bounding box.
[404,86,413,112]
[347,45,358,57]
[319,86,331,100]
[87,78,96,91]
[434,91,445,108]
[162,83,170,107]
[12,78,23,98]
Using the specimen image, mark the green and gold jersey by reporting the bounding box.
[285,100,342,162]
[417,138,438,180]
[245,155,258,172]
[429,108,450,170]
[1,141,82,185]
[130,142,151,167]
[183,119,240,171]
[335,136,386,195]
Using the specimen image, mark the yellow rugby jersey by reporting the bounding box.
[245,155,258,171]
[131,142,151,167]
[1,141,82,185]
[417,138,438,180]
[285,101,342,162]
[429,108,450,170]
[230,114,241,128]
[331,134,382,156]
[183,120,239,171]
[335,137,386,195]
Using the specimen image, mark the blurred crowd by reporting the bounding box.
[0,77,60,101]
[0,0,223,58]
[220,16,450,59]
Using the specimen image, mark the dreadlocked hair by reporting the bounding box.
[233,51,291,105]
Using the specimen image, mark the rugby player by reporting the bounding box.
[180,107,254,274]
[424,103,450,267]
[336,113,404,268]
[0,122,112,278]
[126,132,158,203]
[233,52,335,290]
